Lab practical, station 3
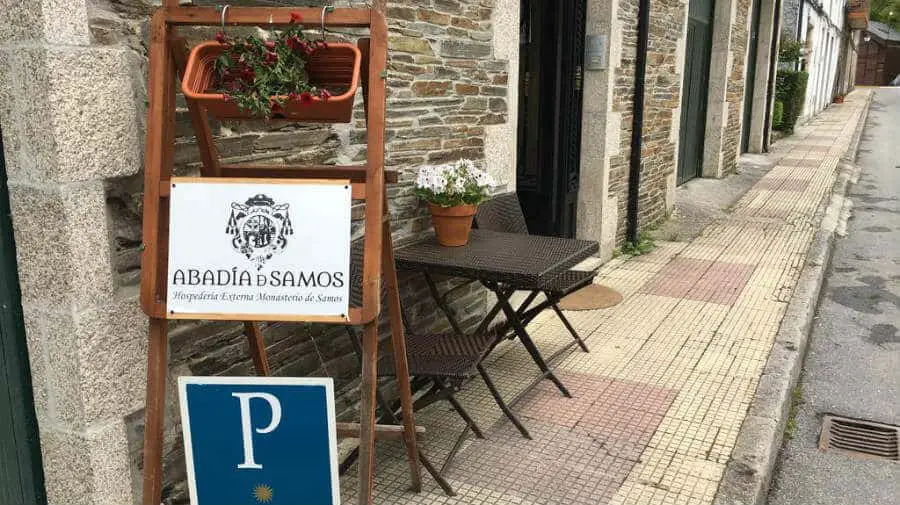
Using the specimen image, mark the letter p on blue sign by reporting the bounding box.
[178,377,340,505]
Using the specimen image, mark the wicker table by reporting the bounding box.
[396,229,599,287]
[396,229,599,434]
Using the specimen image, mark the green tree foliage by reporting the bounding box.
[772,100,784,130]
[779,40,804,64]
[870,0,900,31]
[774,71,809,134]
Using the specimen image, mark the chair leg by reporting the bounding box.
[374,381,457,497]
[439,391,487,474]
[343,326,457,497]
[447,394,486,439]
[550,301,590,353]
[477,364,531,439]
[419,450,457,497]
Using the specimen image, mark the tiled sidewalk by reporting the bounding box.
[341,89,872,505]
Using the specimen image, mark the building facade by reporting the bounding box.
[781,0,861,121]
[0,1,782,503]
[856,20,900,85]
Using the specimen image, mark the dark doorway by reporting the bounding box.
[516,0,587,238]
[677,0,715,185]
[0,130,47,505]
[742,0,763,153]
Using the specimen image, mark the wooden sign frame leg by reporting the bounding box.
[140,10,173,504]
[356,10,422,499]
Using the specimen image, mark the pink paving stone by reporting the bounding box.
[575,380,678,460]
[640,257,714,299]
[449,375,677,505]
[684,261,756,305]
[516,373,614,428]
[641,258,755,305]
[448,420,629,504]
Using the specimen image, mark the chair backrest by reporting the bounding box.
[475,192,529,235]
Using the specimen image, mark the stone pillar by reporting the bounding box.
[0,1,145,504]
[703,0,738,178]
[485,0,520,190]
[748,0,780,153]
[577,0,620,261]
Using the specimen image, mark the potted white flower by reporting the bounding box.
[414,159,496,246]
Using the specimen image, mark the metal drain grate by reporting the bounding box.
[819,415,900,461]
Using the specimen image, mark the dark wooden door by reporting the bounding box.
[677,0,715,185]
[516,0,587,237]
[0,130,47,505]
[742,0,762,153]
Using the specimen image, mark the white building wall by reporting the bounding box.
[799,0,847,121]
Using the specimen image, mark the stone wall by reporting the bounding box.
[0,1,517,504]
[781,0,802,40]
[609,0,685,245]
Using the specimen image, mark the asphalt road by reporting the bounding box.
[767,88,900,505]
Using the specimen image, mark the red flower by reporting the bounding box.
[299,92,314,106]
[215,31,227,44]
[263,51,279,66]
[290,12,303,24]
[287,36,304,52]
[264,40,276,51]
[319,89,333,101]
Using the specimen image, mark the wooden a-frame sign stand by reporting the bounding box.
[138,2,423,504]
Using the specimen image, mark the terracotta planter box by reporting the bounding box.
[182,41,361,122]
[428,203,477,247]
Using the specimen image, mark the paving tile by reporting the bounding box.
[516,373,613,428]
[684,261,755,305]
[448,420,630,505]
[639,258,714,299]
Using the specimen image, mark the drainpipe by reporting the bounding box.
[797,0,805,71]
[627,0,651,245]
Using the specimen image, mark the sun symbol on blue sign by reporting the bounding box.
[253,484,274,503]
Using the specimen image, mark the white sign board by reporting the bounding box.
[166,178,352,321]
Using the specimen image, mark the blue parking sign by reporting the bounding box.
[178,377,340,505]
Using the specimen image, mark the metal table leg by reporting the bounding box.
[491,286,572,398]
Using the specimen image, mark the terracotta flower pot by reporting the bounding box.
[428,203,477,247]
[181,41,361,122]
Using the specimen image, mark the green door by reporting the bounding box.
[677,0,715,185]
[0,130,47,505]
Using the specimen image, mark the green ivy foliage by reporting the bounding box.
[772,100,784,130]
[779,40,804,64]
[774,71,808,134]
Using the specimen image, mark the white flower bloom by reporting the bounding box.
[415,160,494,204]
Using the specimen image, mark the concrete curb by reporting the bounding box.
[713,91,874,505]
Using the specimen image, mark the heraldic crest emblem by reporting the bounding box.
[226,194,294,270]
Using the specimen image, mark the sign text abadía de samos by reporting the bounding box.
[166,180,351,318]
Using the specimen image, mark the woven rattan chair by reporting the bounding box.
[344,245,531,473]
[475,192,596,353]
